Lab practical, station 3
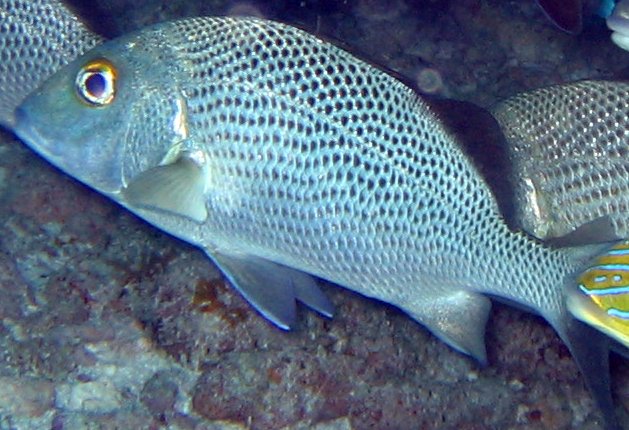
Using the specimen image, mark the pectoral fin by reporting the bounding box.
[122,154,208,222]
[406,291,491,365]
[209,252,334,329]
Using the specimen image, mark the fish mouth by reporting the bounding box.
[15,107,48,152]
[14,104,125,199]
[13,105,63,161]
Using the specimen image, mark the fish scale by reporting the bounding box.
[8,14,623,429]
[492,80,629,240]
[168,17,548,306]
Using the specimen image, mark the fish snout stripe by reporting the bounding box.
[579,284,629,296]
[607,308,629,319]
[607,248,629,256]
[589,264,629,271]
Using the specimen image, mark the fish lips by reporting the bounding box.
[13,102,124,197]
[14,105,57,158]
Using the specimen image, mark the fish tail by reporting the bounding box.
[493,237,620,428]
[553,244,622,430]
[556,313,618,430]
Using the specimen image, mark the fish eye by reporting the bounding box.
[75,58,117,106]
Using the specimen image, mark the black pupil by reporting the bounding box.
[85,72,106,98]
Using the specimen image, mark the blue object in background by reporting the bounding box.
[599,0,617,18]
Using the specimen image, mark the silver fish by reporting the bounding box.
[492,79,629,241]
[11,16,622,427]
[492,79,629,400]
[0,0,103,128]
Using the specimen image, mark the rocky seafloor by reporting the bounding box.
[2,0,629,429]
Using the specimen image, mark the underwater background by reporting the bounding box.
[1,0,629,428]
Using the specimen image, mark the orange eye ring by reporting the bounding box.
[75,58,117,106]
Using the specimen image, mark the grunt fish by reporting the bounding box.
[491,79,629,394]
[10,15,623,428]
[0,0,103,129]
[491,80,629,241]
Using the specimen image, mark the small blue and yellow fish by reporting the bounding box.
[569,240,629,347]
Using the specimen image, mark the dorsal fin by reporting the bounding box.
[427,97,517,228]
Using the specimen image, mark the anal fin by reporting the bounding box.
[405,291,491,365]
[209,252,334,330]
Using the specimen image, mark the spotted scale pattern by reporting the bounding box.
[8,15,622,427]
[492,80,629,239]
[129,17,574,316]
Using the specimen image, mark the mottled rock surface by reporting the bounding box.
[1,1,629,429]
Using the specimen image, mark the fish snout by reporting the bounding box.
[13,105,51,156]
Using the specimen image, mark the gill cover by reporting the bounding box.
[568,240,629,348]
[15,24,192,198]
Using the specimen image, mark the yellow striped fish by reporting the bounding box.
[569,240,629,348]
